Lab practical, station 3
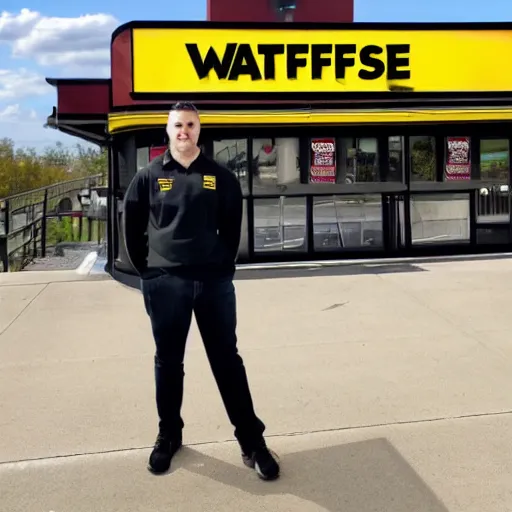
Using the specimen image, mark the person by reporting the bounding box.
[122,101,280,480]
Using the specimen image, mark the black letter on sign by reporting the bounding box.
[311,44,332,79]
[359,45,385,80]
[334,44,356,79]
[287,44,309,79]
[228,44,262,80]
[387,44,410,79]
[186,43,237,79]
[258,44,285,79]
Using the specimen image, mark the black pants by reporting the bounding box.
[141,272,265,452]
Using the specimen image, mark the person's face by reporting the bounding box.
[167,109,201,153]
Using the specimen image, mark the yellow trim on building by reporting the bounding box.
[108,108,512,134]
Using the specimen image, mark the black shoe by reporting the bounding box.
[147,433,182,474]
[242,440,280,480]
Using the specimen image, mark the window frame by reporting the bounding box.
[109,121,512,268]
[115,122,512,198]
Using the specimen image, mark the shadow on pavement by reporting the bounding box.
[235,263,426,280]
[175,437,449,512]
[97,252,512,289]
[111,263,427,291]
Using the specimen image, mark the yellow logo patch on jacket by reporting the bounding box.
[157,178,173,191]
[203,175,216,190]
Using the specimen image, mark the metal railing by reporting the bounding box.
[477,185,510,222]
[0,174,105,271]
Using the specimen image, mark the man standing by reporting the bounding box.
[122,102,280,480]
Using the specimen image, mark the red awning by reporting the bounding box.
[45,78,111,145]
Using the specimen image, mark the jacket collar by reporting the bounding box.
[162,148,203,171]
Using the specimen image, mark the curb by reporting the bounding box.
[75,250,512,275]
[76,251,98,275]
[236,252,512,271]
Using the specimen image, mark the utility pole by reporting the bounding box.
[273,0,297,21]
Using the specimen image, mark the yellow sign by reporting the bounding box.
[132,27,512,94]
[203,175,216,190]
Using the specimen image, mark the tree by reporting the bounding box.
[410,138,436,181]
[0,138,107,198]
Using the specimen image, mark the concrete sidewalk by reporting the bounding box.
[1,257,512,511]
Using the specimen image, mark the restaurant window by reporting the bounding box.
[213,139,249,194]
[388,136,405,182]
[444,136,471,181]
[136,147,149,171]
[253,196,306,252]
[307,136,402,183]
[477,138,509,222]
[313,195,383,250]
[407,193,470,245]
[117,129,169,191]
[304,137,380,184]
[252,138,300,192]
[334,137,379,183]
[410,136,436,181]
[136,145,168,170]
[480,139,509,182]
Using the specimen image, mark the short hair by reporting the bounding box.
[169,101,198,113]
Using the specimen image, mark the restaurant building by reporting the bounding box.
[45,20,512,277]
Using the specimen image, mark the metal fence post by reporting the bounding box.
[0,199,10,271]
[0,173,103,271]
[0,238,7,271]
[41,189,48,258]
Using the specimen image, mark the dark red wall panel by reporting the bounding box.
[207,1,274,22]
[292,0,353,22]
[111,29,133,108]
[57,83,109,115]
[207,0,353,22]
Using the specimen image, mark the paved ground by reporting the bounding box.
[21,242,103,272]
[1,256,512,511]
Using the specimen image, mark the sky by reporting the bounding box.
[1,0,512,152]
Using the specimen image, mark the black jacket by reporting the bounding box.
[122,149,243,280]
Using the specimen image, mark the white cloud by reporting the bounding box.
[0,8,39,41]
[0,103,42,124]
[0,103,20,120]
[0,9,117,73]
[0,68,50,99]
[0,8,117,149]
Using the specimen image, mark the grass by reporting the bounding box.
[46,216,105,247]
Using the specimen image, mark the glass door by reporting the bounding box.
[476,138,510,224]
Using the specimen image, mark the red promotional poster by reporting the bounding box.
[445,137,471,180]
[150,145,167,161]
[310,138,336,183]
